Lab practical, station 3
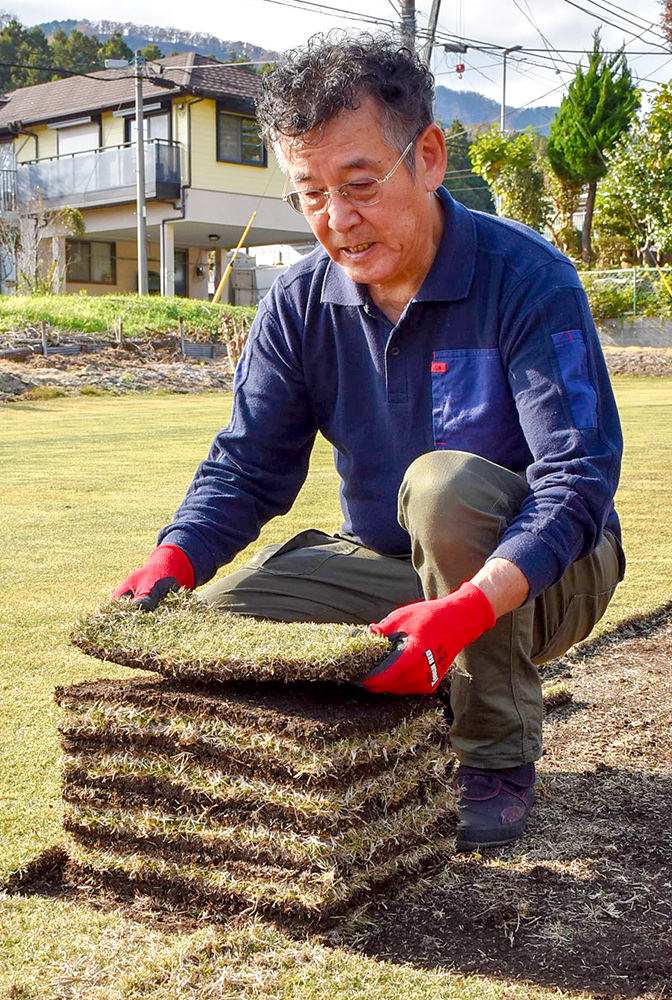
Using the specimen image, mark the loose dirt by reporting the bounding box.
[1,339,671,400]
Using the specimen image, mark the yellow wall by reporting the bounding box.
[188,97,284,197]
[15,123,56,163]
[101,111,125,149]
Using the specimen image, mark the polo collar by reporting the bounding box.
[320,186,477,306]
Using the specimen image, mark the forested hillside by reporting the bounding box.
[0,16,556,131]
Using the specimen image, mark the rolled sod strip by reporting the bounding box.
[70,593,393,684]
[65,830,455,925]
[61,741,451,833]
[63,786,458,873]
[56,681,449,786]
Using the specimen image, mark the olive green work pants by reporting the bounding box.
[199,450,622,769]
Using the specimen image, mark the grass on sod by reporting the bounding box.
[1,378,671,998]
[70,593,392,683]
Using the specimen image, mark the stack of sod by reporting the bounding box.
[61,595,457,926]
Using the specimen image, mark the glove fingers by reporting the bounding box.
[131,576,178,612]
[361,634,418,693]
[361,632,407,680]
[113,587,135,600]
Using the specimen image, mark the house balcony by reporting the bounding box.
[0,169,17,212]
[16,139,183,210]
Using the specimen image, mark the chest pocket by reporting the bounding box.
[431,348,517,457]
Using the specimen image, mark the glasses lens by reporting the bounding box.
[286,191,307,214]
[341,179,381,206]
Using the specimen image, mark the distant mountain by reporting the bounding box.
[37,18,279,64]
[435,85,557,135]
[37,20,557,133]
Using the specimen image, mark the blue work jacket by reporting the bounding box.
[159,188,624,600]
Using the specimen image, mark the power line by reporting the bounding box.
[255,0,396,29]
[555,0,669,51]
[574,0,668,42]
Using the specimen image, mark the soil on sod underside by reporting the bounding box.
[60,742,450,833]
[9,604,672,996]
[55,676,442,743]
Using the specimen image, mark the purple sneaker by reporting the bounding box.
[455,763,535,850]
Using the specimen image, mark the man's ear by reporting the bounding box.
[417,124,448,192]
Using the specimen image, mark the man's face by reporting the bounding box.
[280,97,445,297]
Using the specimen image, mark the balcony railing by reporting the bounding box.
[0,169,17,212]
[17,139,182,209]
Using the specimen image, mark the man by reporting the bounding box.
[114,35,624,851]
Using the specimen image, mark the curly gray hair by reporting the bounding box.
[256,33,435,175]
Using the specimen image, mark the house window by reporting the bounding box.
[126,111,170,144]
[67,240,116,284]
[57,121,100,156]
[216,110,266,166]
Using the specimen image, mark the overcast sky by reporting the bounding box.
[9,0,672,108]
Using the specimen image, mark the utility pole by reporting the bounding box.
[500,45,522,132]
[420,0,442,67]
[400,0,416,50]
[134,50,148,295]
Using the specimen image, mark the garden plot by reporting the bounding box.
[58,602,457,927]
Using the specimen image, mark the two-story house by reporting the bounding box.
[0,52,311,298]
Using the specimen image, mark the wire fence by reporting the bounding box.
[580,267,672,321]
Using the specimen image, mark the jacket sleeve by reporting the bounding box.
[157,297,317,587]
[490,260,623,599]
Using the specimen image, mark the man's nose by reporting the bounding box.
[325,190,362,230]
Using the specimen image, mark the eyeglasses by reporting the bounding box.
[282,133,420,217]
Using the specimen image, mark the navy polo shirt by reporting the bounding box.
[160,188,623,600]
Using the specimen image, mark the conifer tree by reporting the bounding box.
[98,31,133,63]
[0,18,51,90]
[50,28,102,75]
[547,30,639,263]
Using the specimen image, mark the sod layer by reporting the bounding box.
[64,830,455,926]
[63,785,458,872]
[70,593,393,684]
[56,684,448,785]
[61,741,451,833]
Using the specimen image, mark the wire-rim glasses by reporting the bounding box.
[282,132,421,217]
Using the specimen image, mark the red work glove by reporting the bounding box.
[111,544,195,611]
[362,582,496,695]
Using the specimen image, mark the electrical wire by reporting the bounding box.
[255,0,396,29]
[555,0,669,51]
[569,0,669,42]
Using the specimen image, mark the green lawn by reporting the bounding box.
[0,377,670,999]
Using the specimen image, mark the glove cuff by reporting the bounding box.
[446,581,497,641]
[150,544,195,590]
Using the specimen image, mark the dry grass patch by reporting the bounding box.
[70,593,392,684]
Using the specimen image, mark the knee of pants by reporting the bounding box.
[398,449,507,541]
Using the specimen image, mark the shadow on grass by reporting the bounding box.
[354,764,672,1000]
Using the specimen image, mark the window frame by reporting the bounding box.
[124,107,172,145]
[215,107,267,168]
[66,239,117,286]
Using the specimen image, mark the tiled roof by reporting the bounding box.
[0,52,263,133]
